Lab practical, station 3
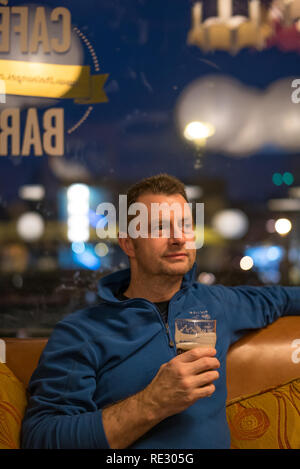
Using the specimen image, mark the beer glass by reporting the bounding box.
[175,319,216,355]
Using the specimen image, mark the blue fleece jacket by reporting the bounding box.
[21,264,300,449]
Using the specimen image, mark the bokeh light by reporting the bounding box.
[275,218,292,235]
[67,184,90,243]
[212,209,249,240]
[240,256,254,271]
[16,212,45,242]
[95,242,109,257]
[183,121,215,142]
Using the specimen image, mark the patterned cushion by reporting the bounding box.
[226,378,300,449]
[1,358,299,449]
[0,363,27,449]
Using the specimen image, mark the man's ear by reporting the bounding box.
[118,232,136,258]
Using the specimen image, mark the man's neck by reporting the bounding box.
[123,270,183,303]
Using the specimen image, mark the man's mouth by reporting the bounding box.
[164,253,188,258]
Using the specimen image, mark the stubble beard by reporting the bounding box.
[160,256,194,277]
[134,249,195,278]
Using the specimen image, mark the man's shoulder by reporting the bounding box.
[54,301,111,334]
[190,281,227,298]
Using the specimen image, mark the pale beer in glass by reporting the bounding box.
[175,319,216,355]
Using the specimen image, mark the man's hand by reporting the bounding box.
[102,347,220,449]
[142,347,220,420]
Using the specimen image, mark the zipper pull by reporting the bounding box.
[166,323,174,348]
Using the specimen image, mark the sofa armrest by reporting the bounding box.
[226,316,300,403]
[0,339,5,363]
[0,338,48,388]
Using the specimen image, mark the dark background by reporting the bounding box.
[1,0,300,336]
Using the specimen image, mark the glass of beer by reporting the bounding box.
[175,319,216,355]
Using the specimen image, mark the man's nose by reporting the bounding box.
[169,225,186,244]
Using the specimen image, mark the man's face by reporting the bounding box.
[125,193,196,277]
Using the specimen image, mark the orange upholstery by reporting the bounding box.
[225,316,300,449]
[0,316,300,449]
[0,364,27,449]
[1,317,299,397]
[226,379,300,449]
[226,316,300,403]
[1,338,48,388]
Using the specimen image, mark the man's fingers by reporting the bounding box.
[177,347,220,372]
[173,347,220,380]
[193,383,216,399]
[178,347,217,363]
[192,369,220,388]
[189,356,220,375]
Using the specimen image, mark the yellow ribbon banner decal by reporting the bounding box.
[0,59,108,103]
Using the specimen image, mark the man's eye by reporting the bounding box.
[151,224,163,233]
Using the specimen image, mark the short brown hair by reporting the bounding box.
[126,173,188,209]
[121,174,190,235]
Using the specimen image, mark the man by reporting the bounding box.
[21,173,300,449]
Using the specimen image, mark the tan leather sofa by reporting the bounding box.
[1,316,300,449]
[225,316,300,449]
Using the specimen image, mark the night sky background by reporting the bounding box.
[1,0,300,207]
